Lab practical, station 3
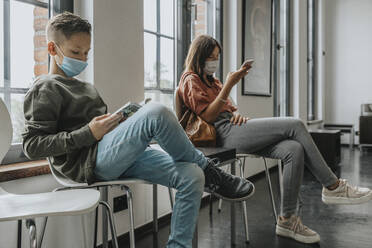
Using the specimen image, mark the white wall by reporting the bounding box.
[92,0,144,111]
[224,0,274,119]
[324,0,372,144]
[223,0,277,176]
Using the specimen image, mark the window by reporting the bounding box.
[274,0,290,117]
[143,0,223,108]
[0,0,73,165]
[144,0,176,109]
[190,0,223,80]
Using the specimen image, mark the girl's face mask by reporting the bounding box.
[204,59,219,75]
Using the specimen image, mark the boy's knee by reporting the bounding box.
[145,102,174,120]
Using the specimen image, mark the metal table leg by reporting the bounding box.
[192,225,198,248]
[101,187,108,248]
[153,184,158,234]
[230,160,236,246]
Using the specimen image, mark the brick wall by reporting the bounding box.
[195,0,206,37]
[33,7,48,76]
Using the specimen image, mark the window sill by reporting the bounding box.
[0,160,50,183]
[307,119,323,125]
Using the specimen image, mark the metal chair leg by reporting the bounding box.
[124,186,136,248]
[218,198,223,212]
[209,194,213,215]
[278,160,284,201]
[38,217,48,248]
[192,224,198,248]
[101,187,109,248]
[238,158,250,243]
[26,219,37,248]
[99,201,119,248]
[93,206,98,248]
[153,184,158,234]
[217,165,231,212]
[263,158,278,223]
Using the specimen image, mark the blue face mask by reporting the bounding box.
[55,44,88,77]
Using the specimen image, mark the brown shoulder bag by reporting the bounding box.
[179,109,216,147]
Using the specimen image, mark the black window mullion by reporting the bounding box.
[51,0,73,15]
[176,0,190,85]
[215,0,223,82]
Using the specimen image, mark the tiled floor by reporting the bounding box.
[131,147,372,248]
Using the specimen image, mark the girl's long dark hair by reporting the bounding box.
[184,35,221,86]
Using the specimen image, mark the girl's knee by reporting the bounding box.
[283,140,304,161]
[288,117,306,130]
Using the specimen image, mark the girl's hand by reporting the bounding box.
[230,113,250,125]
[225,65,252,88]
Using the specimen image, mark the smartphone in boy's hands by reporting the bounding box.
[113,98,151,118]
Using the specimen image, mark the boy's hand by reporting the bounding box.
[88,113,123,140]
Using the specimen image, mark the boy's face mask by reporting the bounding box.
[54,43,88,77]
[204,59,219,75]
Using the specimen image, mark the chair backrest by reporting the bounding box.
[174,87,185,121]
[0,98,12,164]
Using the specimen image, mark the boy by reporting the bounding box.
[22,12,254,248]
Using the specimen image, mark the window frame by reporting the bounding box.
[307,0,318,121]
[0,0,73,165]
[144,0,176,101]
[144,0,223,106]
[178,0,223,83]
[273,0,290,117]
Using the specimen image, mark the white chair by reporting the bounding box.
[40,161,154,248]
[174,88,284,243]
[0,98,118,248]
[41,145,175,248]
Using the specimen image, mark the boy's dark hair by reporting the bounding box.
[46,12,91,43]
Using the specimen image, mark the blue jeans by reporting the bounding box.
[94,102,208,248]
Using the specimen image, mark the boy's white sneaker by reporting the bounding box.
[322,179,372,205]
[276,215,320,244]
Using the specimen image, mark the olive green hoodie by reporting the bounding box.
[22,74,107,184]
